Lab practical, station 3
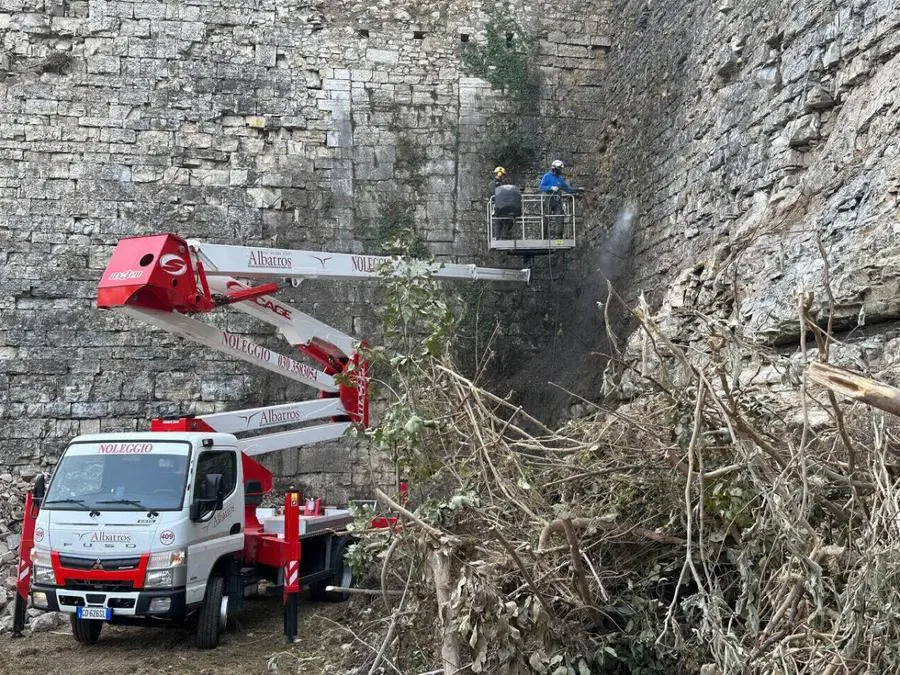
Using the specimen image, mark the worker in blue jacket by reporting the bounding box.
[539,160,580,238]
[539,159,578,194]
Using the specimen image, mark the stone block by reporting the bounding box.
[836,53,872,89]
[804,85,834,111]
[786,114,820,148]
[23,99,58,115]
[255,44,277,67]
[259,172,296,188]
[180,21,204,42]
[71,402,109,418]
[190,169,230,186]
[365,48,399,65]
[557,44,590,59]
[280,117,307,130]
[86,55,120,74]
[547,30,568,44]
[101,128,137,143]
[133,3,166,20]
[246,186,282,208]
[822,40,841,69]
[323,78,351,91]
[245,116,268,129]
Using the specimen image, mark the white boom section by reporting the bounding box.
[191,241,532,284]
[109,238,530,459]
[206,277,355,358]
[192,399,346,435]
[242,423,352,457]
[123,307,338,393]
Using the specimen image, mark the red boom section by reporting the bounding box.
[298,345,369,429]
[98,233,369,427]
[150,417,216,432]
[97,234,212,313]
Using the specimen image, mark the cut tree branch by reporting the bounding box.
[807,362,900,418]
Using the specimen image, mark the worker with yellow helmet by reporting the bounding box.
[489,166,522,240]
[490,166,507,196]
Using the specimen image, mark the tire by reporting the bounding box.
[310,538,353,603]
[196,576,224,649]
[70,616,103,645]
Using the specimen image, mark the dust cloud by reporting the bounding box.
[595,205,637,284]
[502,204,638,424]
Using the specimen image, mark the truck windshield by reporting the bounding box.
[44,441,190,511]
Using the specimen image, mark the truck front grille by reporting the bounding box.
[58,555,141,571]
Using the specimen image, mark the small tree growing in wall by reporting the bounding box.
[374,198,430,259]
[461,14,543,175]
[461,20,540,103]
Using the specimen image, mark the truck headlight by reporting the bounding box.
[148,549,186,570]
[145,549,186,588]
[30,548,51,566]
[32,565,56,585]
[30,549,55,585]
[145,568,174,588]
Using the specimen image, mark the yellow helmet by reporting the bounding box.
[493,166,506,178]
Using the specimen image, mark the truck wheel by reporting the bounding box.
[311,538,353,602]
[70,616,103,644]
[196,575,224,649]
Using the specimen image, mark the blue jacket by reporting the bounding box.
[539,171,576,193]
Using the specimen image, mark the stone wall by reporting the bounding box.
[5,0,894,491]
[0,0,612,486]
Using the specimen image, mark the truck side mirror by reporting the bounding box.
[190,473,224,521]
[33,475,45,503]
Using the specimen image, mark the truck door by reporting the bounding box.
[185,446,243,605]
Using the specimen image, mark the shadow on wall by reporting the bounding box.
[505,206,637,425]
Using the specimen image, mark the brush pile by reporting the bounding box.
[332,251,900,674]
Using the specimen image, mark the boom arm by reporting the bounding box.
[97,233,528,458]
[192,241,531,284]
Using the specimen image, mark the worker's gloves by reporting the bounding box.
[551,186,559,193]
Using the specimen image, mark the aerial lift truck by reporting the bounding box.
[12,233,529,647]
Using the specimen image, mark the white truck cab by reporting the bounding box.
[31,432,245,643]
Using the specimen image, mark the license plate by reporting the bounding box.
[77,607,111,620]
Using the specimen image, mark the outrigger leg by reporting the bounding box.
[12,489,38,638]
[282,490,300,643]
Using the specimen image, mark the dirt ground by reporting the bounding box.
[0,597,364,675]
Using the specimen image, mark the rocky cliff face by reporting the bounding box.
[566,0,899,366]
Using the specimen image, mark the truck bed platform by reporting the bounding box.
[259,509,353,537]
